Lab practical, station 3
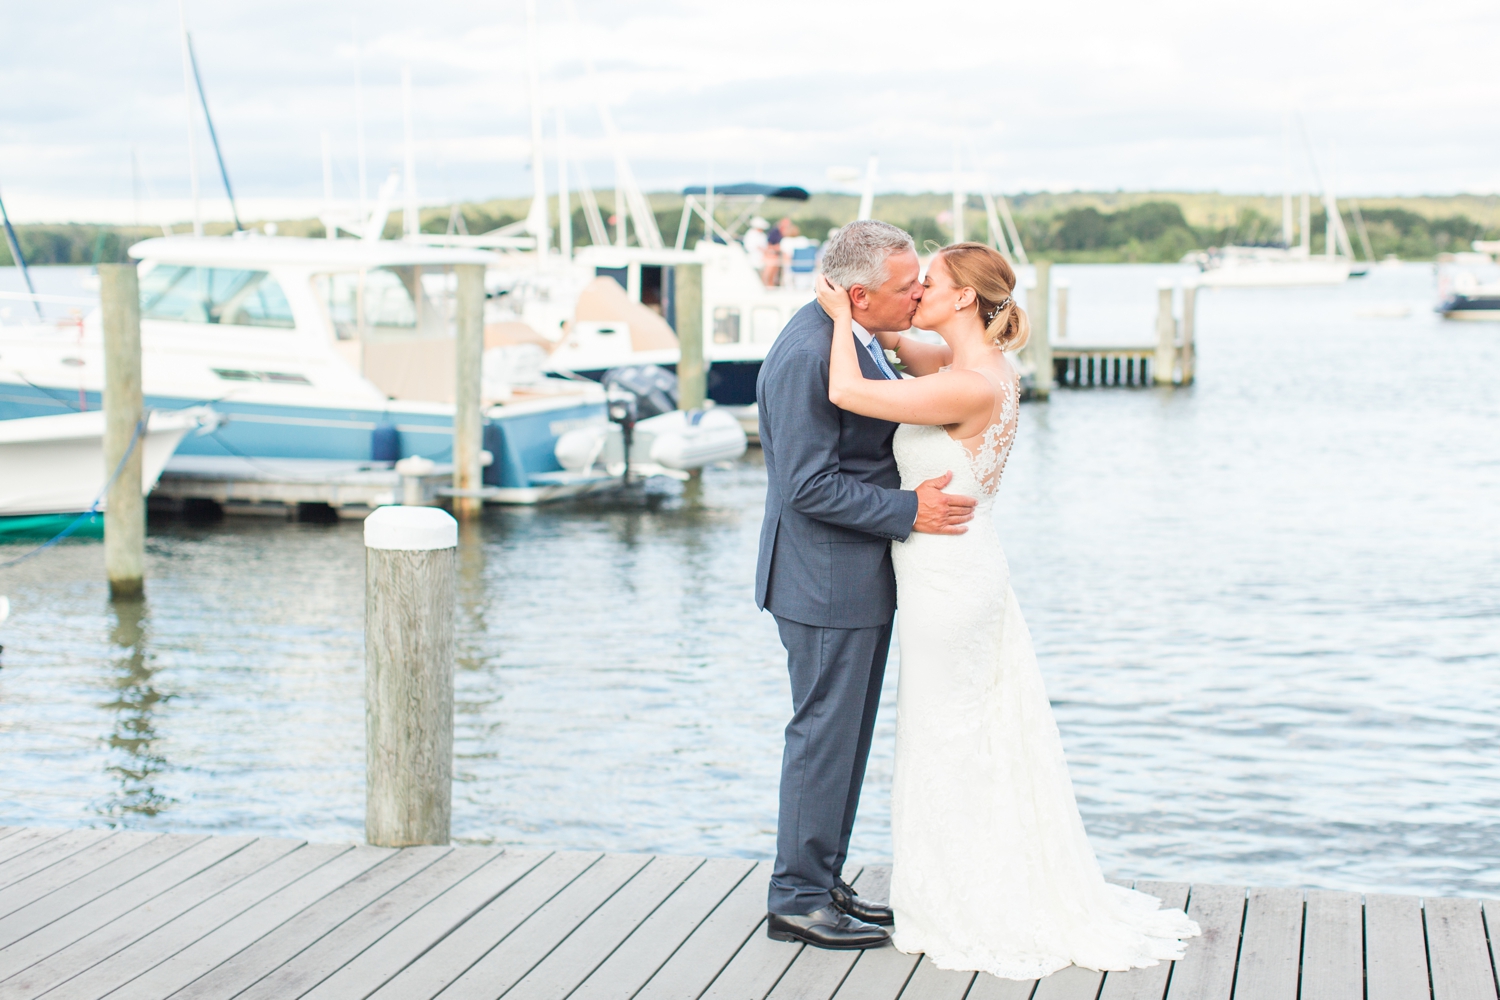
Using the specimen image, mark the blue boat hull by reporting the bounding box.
[0,381,604,491]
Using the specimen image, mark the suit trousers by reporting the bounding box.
[768,614,893,915]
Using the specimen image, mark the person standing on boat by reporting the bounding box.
[754,220,977,949]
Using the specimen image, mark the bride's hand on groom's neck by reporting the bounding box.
[816,275,853,322]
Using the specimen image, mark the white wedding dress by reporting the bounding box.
[888,366,1199,978]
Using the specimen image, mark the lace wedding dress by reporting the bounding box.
[888,366,1199,978]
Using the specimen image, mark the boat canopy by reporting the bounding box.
[680,183,808,201]
[128,236,500,270]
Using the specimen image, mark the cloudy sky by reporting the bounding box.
[3,0,1497,223]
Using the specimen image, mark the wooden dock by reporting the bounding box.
[0,826,1495,1000]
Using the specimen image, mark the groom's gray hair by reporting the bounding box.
[820,220,916,292]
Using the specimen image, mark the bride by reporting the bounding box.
[816,243,1199,979]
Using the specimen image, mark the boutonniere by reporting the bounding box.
[884,348,907,374]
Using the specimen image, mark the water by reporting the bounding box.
[3,263,1499,897]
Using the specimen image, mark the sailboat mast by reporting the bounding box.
[951,142,964,243]
[353,24,368,220]
[177,0,202,237]
[524,0,551,259]
[556,110,572,261]
[858,155,877,221]
[1282,118,1293,249]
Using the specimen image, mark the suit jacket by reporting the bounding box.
[755,301,919,629]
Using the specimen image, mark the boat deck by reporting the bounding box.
[0,826,1493,999]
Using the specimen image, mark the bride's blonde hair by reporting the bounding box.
[937,242,1030,352]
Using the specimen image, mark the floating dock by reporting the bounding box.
[0,826,1492,999]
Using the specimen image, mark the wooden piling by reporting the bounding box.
[1024,261,1053,398]
[364,505,456,847]
[1181,282,1197,385]
[675,263,705,411]
[1154,285,1177,386]
[100,263,144,600]
[452,263,485,519]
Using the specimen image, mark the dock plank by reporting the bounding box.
[0,837,296,1000]
[507,854,705,1000]
[107,846,388,1000]
[700,870,875,1000]
[0,835,241,984]
[833,946,923,1000]
[234,845,487,1000]
[571,857,756,1000]
[300,850,546,1000]
[436,852,653,1000]
[1162,885,1244,1000]
[0,835,206,953]
[1424,896,1498,1000]
[1232,887,1303,1000]
[1365,894,1430,1000]
[168,845,438,1000]
[1096,881,1189,1000]
[1300,890,1361,1000]
[1032,964,1103,1000]
[634,860,774,1000]
[0,830,112,892]
[964,972,1035,1000]
[366,851,599,1000]
[897,956,975,999]
[0,832,67,872]
[0,833,157,921]
[43,842,346,1000]
[765,868,884,1000]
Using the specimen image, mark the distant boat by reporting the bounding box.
[1437,273,1500,320]
[0,407,216,532]
[1190,244,1358,287]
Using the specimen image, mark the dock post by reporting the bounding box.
[364,505,456,847]
[1180,282,1197,385]
[1024,260,1053,398]
[453,263,485,519]
[674,263,705,411]
[1154,285,1177,386]
[100,263,145,600]
[1055,281,1068,342]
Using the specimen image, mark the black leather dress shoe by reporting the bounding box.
[766,906,891,949]
[830,878,894,926]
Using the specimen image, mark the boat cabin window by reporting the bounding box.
[714,307,741,344]
[595,266,628,290]
[316,268,441,341]
[139,266,295,328]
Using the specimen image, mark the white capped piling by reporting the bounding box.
[675,263,706,411]
[453,263,485,519]
[1180,282,1197,385]
[364,505,456,847]
[100,263,145,600]
[1154,284,1177,386]
[1024,260,1053,398]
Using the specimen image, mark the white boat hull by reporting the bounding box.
[0,408,214,516]
[1198,259,1352,287]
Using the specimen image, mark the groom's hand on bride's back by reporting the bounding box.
[913,472,976,535]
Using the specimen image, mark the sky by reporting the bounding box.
[2,0,1497,224]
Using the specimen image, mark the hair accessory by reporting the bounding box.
[984,296,1012,323]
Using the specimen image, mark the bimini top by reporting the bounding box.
[680,183,809,201]
[128,235,501,270]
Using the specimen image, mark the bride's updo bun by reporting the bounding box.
[938,242,1030,352]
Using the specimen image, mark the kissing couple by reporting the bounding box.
[753,221,1199,978]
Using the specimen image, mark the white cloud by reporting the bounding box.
[0,0,1495,223]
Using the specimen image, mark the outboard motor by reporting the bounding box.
[602,365,678,419]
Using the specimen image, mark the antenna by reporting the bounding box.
[353,23,368,220]
[185,31,243,232]
[402,67,418,239]
[177,0,201,236]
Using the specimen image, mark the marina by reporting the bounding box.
[0,826,1495,999]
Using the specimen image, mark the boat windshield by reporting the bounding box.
[315,267,446,341]
[139,265,295,328]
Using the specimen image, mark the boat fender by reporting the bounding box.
[371,422,401,463]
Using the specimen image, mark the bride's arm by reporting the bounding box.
[871,329,951,377]
[819,276,991,427]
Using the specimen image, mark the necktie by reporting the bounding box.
[865,338,898,380]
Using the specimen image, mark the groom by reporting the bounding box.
[755,220,977,949]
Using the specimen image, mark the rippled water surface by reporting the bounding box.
[3,262,1498,896]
